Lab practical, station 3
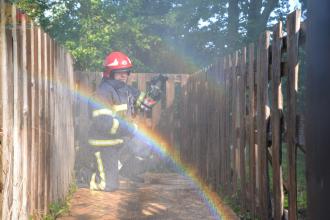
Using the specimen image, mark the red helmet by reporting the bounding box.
[103,51,133,73]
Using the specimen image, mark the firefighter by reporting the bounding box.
[87,51,154,191]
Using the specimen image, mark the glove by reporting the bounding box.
[140,97,157,112]
[134,92,156,112]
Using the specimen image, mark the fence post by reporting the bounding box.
[306,1,330,219]
[12,5,25,219]
[225,54,233,194]
[31,22,40,215]
[43,33,50,211]
[256,31,271,219]
[232,52,238,194]
[286,10,301,220]
[26,16,34,215]
[238,47,247,211]
[20,10,30,217]
[271,21,285,220]
[1,0,14,219]
[37,26,46,212]
[247,43,257,218]
[166,76,175,145]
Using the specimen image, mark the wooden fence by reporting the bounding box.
[0,2,75,219]
[167,10,306,220]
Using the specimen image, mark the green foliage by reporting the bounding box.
[218,189,254,220]
[281,144,307,219]
[43,183,77,220]
[14,0,299,72]
[13,0,49,20]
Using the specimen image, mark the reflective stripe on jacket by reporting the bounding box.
[87,79,139,147]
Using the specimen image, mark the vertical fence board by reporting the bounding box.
[248,43,257,217]
[219,58,225,188]
[256,31,271,220]
[20,12,30,217]
[239,47,247,211]
[138,73,146,92]
[214,61,222,189]
[221,57,227,189]
[152,98,161,129]
[1,1,14,219]
[31,22,39,215]
[286,10,301,220]
[199,73,207,179]
[271,22,285,220]
[52,42,59,202]
[225,55,233,194]
[37,26,45,212]
[166,77,175,108]
[43,32,50,211]
[25,17,33,215]
[12,5,24,219]
[166,77,175,145]
[49,35,54,204]
[232,52,239,194]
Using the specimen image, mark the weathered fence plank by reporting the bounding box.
[43,32,50,211]
[31,22,40,215]
[271,22,285,220]
[286,10,301,220]
[248,43,257,218]
[1,1,14,218]
[12,6,25,219]
[20,11,30,217]
[26,17,33,215]
[238,47,247,211]
[231,52,239,195]
[256,31,271,220]
[37,26,45,212]
[225,55,233,194]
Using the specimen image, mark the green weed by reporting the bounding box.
[43,182,77,220]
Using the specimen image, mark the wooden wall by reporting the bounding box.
[0,2,75,218]
[167,10,306,220]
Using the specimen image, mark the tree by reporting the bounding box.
[166,0,294,66]
[14,0,298,72]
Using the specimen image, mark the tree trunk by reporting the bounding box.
[246,0,279,43]
[227,0,240,51]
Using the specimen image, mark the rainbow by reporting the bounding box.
[54,74,234,220]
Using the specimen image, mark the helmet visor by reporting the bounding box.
[111,68,131,75]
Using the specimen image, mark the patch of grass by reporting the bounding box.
[217,143,307,219]
[218,187,254,220]
[43,182,77,220]
[282,145,307,211]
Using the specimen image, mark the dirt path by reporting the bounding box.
[59,173,238,220]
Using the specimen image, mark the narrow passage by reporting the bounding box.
[59,173,238,220]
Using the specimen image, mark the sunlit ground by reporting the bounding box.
[59,173,237,220]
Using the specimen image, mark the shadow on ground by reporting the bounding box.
[59,173,235,220]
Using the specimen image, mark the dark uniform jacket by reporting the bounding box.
[88,78,141,148]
